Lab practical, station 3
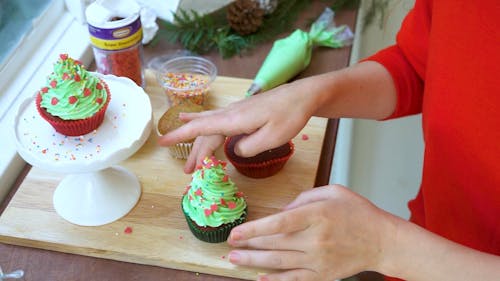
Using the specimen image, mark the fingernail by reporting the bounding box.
[230,230,242,241]
[228,251,240,263]
[234,146,244,157]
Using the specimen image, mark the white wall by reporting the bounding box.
[331,0,422,219]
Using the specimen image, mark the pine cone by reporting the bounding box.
[227,0,265,35]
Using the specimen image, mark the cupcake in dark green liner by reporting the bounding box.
[182,156,247,243]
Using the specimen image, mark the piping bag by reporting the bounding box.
[246,8,354,97]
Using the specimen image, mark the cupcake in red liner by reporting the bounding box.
[35,54,111,136]
[224,134,294,178]
[182,156,247,243]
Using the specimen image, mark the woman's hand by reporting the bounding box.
[158,82,314,158]
[226,185,398,281]
[183,135,225,173]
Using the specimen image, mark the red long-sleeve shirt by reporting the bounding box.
[366,0,500,277]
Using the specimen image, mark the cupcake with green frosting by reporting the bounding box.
[36,53,111,136]
[182,156,247,243]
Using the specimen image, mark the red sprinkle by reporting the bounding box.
[235,191,244,198]
[62,73,70,80]
[195,188,203,196]
[204,209,212,217]
[210,203,218,211]
[60,54,68,60]
[41,87,48,93]
[51,97,58,105]
[124,226,133,234]
[68,96,77,104]
[74,74,81,82]
[222,175,229,182]
[50,80,57,88]
[96,98,103,104]
[301,134,309,141]
[96,83,103,90]
[220,198,226,206]
[83,88,91,97]
[227,201,236,210]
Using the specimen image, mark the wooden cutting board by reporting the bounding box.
[0,70,327,280]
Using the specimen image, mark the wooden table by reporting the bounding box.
[0,2,357,280]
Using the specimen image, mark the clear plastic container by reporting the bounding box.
[156,56,217,106]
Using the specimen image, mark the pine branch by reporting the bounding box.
[213,27,250,59]
[157,9,224,54]
[154,0,388,58]
[156,0,313,59]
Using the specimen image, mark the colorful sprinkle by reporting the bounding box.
[124,226,133,234]
[302,134,309,141]
[162,72,209,90]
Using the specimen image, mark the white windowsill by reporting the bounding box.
[0,5,92,202]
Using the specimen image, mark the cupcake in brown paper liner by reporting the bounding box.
[157,101,204,159]
[224,134,294,178]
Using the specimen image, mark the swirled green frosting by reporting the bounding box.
[39,54,108,120]
[182,157,247,227]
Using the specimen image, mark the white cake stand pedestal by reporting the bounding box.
[14,74,152,226]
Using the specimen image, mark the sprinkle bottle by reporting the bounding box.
[85,2,145,87]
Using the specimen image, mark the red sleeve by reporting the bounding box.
[362,0,431,119]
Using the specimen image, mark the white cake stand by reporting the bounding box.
[14,74,152,226]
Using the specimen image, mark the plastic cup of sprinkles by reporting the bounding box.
[157,56,217,106]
